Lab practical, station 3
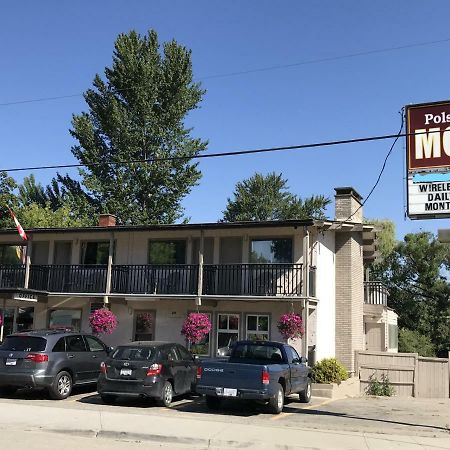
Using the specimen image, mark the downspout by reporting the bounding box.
[302,227,310,358]
[196,229,204,307]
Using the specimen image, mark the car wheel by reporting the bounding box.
[156,381,173,407]
[268,383,284,414]
[49,371,73,400]
[100,394,117,404]
[299,378,312,403]
[205,395,221,410]
[0,386,17,396]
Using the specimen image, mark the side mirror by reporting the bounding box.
[300,356,308,364]
[106,346,114,355]
[193,355,200,363]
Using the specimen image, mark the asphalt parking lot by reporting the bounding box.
[1,387,449,437]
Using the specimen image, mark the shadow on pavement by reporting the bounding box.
[282,405,450,433]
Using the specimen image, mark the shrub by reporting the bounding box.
[365,373,395,396]
[398,328,435,357]
[311,358,348,384]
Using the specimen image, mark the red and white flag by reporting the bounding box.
[8,207,27,241]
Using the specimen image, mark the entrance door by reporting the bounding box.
[365,322,384,351]
[134,311,155,341]
[0,307,35,338]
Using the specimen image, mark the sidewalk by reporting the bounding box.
[0,401,449,449]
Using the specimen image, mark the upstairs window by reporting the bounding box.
[250,239,292,263]
[0,245,25,264]
[81,241,111,265]
[148,240,186,264]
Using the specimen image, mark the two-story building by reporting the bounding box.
[0,187,397,373]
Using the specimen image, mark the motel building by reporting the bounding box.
[0,188,398,373]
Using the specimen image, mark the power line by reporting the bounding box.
[0,128,424,174]
[1,37,450,107]
[336,109,405,227]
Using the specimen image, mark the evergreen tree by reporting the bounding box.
[60,29,207,224]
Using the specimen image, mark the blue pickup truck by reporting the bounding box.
[195,340,311,414]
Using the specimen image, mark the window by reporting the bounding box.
[285,346,300,364]
[388,324,398,349]
[81,241,110,265]
[246,314,269,341]
[177,345,192,361]
[112,346,155,361]
[232,343,282,363]
[52,338,66,352]
[48,309,82,331]
[134,311,155,341]
[0,244,25,264]
[16,307,34,332]
[189,312,212,357]
[0,336,46,352]
[250,239,292,263]
[85,336,105,352]
[148,240,186,264]
[66,335,87,352]
[217,313,240,352]
[168,346,179,362]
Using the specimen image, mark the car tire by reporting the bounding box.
[205,395,221,410]
[268,383,284,414]
[156,381,173,407]
[49,371,73,400]
[0,386,17,396]
[100,394,117,404]
[299,378,312,403]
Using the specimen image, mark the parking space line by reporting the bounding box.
[271,398,338,420]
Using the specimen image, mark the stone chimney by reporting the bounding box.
[334,187,363,223]
[98,214,117,227]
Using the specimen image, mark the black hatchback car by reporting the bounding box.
[97,341,197,407]
[0,330,109,399]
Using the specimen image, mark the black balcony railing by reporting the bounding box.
[112,265,199,295]
[364,281,388,306]
[0,264,25,289]
[29,265,107,293]
[203,264,303,296]
[2,263,304,297]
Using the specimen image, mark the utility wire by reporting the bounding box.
[0,128,426,174]
[1,37,450,107]
[335,108,405,227]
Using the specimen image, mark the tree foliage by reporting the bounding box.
[61,29,207,225]
[373,232,450,354]
[398,328,435,357]
[365,219,396,263]
[222,172,330,222]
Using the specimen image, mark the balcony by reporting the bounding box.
[1,263,304,297]
[364,281,388,306]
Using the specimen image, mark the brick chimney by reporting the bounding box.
[98,214,117,227]
[334,187,363,223]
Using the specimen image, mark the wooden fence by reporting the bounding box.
[356,351,449,398]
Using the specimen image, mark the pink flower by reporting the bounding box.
[277,313,304,340]
[181,313,212,344]
[89,308,118,335]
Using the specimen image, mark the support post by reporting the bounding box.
[104,236,114,305]
[24,241,32,289]
[302,228,310,358]
[0,299,5,342]
[196,229,204,307]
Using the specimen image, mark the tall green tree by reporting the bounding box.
[222,172,330,222]
[0,171,18,229]
[60,29,207,225]
[373,232,450,354]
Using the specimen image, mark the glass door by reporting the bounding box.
[134,311,155,341]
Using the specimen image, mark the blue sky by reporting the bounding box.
[1,1,450,238]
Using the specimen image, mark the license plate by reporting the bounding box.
[223,388,237,397]
[6,359,17,366]
[120,368,132,376]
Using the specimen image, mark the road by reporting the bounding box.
[0,388,449,449]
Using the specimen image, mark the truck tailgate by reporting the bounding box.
[199,361,266,390]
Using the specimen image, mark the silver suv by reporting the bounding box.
[0,329,109,399]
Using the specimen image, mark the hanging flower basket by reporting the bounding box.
[277,313,304,341]
[181,313,212,344]
[89,307,118,335]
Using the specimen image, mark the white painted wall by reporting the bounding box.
[314,231,336,361]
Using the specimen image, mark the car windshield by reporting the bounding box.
[0,336,46,352]
[112,346,156,361]
[231,344,283,363]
